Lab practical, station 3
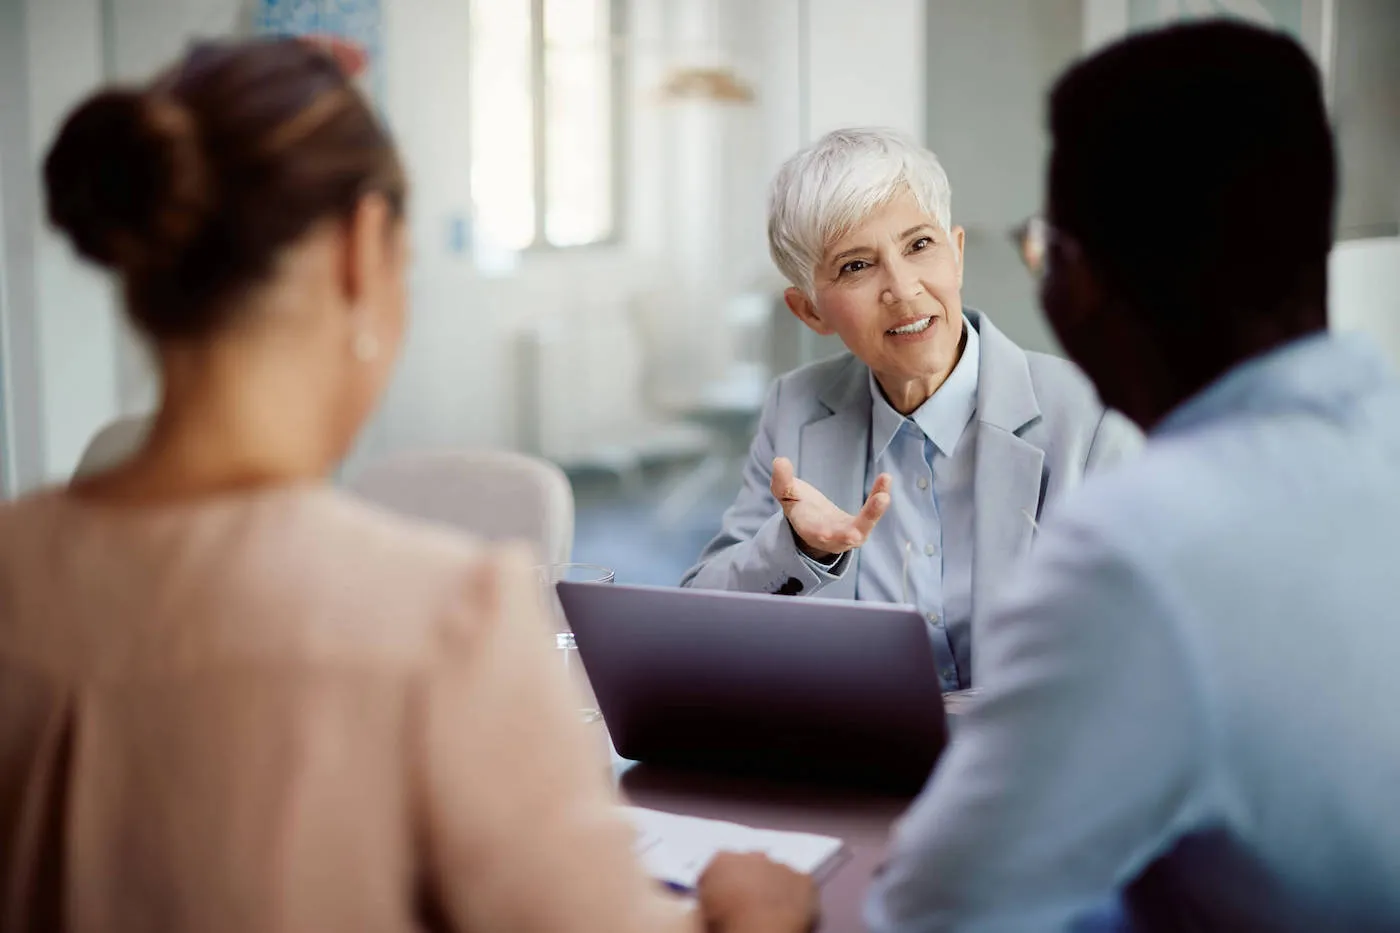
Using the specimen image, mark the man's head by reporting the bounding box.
[1041,20,1336,428]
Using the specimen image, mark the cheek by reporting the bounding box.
[820,290,881,337]
[920,257,963,306]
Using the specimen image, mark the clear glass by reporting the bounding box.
[536,562,615,723]
[543,0,615,246]
[469,0,537,251]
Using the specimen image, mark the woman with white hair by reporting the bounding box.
[682,127,1140,690]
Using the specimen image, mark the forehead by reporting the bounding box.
[822,189,938,262]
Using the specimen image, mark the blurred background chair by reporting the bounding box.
[631,291,779,529]
[514,308,712,491]
[73,414,152,480]
[347,449,575,565]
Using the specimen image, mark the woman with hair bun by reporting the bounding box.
[0,37,814,933]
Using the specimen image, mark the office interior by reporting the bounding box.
[0,0,1397,588]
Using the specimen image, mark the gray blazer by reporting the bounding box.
[681,310,1141,623]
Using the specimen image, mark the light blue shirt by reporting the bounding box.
[867,333,1400,932]
[858,321,980,691]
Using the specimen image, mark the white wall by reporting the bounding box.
[24,0,122,484]
[806,0,925,140]
[925,0,1082,356]
[0,0,44,494]
[1330,238,1400,367]
[1331,0,1400,239]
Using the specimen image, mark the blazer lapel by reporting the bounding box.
[971,426,1044,618]
[798,357,871,600]
[966,310,1046,672]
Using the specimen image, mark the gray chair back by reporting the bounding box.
[348,449,574,565]
[73,415,152,480]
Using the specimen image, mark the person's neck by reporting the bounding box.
[1126,319,1326,431]
[73,346,340,504]
[875,328,968,416]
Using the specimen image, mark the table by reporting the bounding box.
[610,748,919,932]
[591,696,971,931]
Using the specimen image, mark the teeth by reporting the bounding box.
[888,317,933,336]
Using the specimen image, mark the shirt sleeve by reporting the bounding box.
[865,511,1216,933]
[412,545,698,933]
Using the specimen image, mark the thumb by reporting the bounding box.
[770,457,798,502]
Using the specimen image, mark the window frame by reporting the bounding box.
[477,0,628,254]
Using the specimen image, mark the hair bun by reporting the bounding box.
[43,89,214,271]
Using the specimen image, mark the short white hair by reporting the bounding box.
[768,127,954,296]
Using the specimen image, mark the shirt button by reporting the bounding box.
[927,612,940,625]
[917,477,929,490]
[924,543,937,556]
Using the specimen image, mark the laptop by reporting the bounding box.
[556,581,948,791]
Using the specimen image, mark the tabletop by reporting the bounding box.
[589,686,973,932]
[617,758,914,932]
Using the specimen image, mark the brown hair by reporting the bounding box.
[43,37,406,341]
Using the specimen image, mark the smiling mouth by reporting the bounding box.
[886,316,934,336]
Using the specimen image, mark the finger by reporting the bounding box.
[870,472,893,496]
[770,457,797,502]
[849,490,891,540]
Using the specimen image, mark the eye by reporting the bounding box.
[839,259,872,276]
[909,236,934,252]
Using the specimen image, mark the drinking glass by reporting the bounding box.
[536,562,614,723]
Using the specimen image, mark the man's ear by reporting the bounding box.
[784,287,835,336]
[1044,237,1105,331]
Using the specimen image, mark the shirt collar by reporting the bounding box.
[870,319,981,461]
[1155,331,1390,437]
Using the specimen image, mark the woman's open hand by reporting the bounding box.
[770,457,891,562]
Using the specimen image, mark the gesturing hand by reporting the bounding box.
[770,457,892,563]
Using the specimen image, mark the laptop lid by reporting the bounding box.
[557,582,947,790]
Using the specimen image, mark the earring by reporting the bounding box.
[353,330,380,362]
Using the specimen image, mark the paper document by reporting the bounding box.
[623,806,844,891]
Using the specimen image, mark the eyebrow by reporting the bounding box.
[826,224,937,265]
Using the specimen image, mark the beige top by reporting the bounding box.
[0,485,694,933]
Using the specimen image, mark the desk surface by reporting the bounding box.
[597,698,969,931]
[612,750,916,933]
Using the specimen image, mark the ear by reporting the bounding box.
[784,287,835,336]
[1046,238,1104,329]
[340,193,396,314]
[951,225,966,286]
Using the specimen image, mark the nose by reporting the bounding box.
[881,256,924,305]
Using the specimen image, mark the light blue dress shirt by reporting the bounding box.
[858,321,980,691]
[867,332,1400,932]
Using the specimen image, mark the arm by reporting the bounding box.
[865,513,1215,933]
[413,546,697,933]
[680,381,851,596]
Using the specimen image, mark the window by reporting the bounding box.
[469,0,622,252]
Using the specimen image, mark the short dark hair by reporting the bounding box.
[1048,20,1335,338]
[43,37,406,342]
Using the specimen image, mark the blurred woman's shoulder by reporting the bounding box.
[231,484,538,666]
[0,483,536,677]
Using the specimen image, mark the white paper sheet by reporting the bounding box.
[623,806,844,891]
